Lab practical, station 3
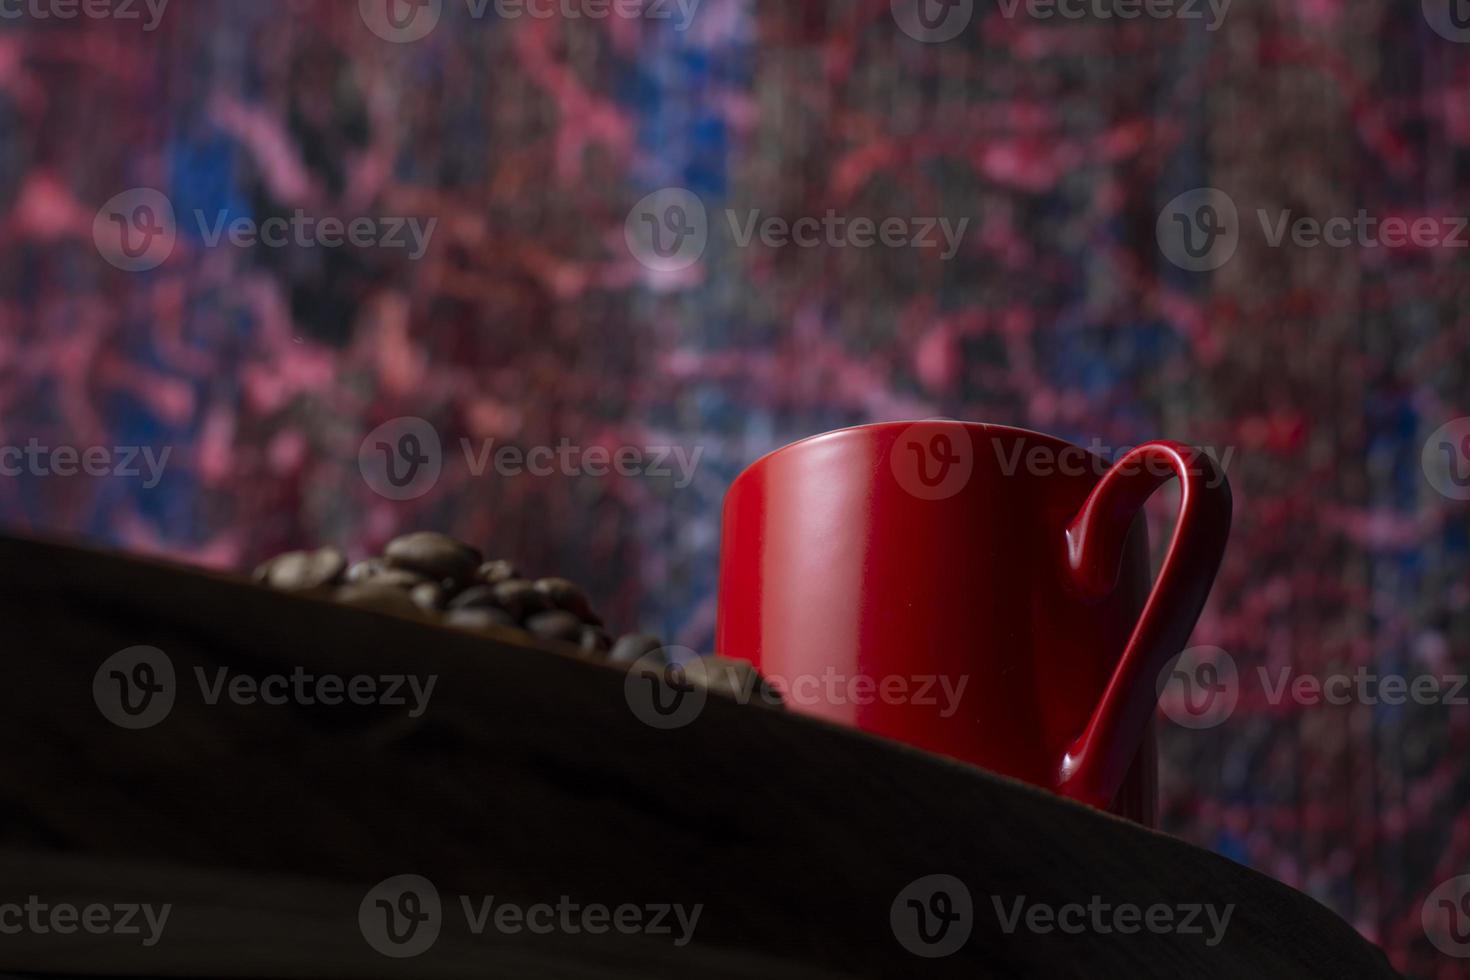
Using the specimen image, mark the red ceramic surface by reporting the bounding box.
[716,421,1232,824]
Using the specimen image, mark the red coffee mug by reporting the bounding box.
[716,421,1231,824]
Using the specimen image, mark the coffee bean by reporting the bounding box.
[445,607,517,632]
[493,579,550,622]
[533,577,593,620]
[345,558,387,583]
[446,585,503,611]
[476,560,519,585]
[525,610,584,644]
[254,547,347,592]
[256,542,782,717]
[384,531,481,584]
[334,583,427,620]
[579,626,612,658]
[608,633,665,666]
[368,568,429,590]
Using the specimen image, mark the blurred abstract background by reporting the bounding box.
[3,0,1470,974]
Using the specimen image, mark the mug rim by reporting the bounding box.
[730,419,1107,490]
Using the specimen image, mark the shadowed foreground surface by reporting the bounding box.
[0,535,1399,978]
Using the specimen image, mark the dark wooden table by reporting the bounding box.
[0,535,1400,978]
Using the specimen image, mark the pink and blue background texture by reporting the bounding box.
[3,3,1470,973]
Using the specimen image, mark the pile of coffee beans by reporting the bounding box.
[253,531,780,706]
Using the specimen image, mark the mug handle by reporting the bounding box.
[1055,441,1232,810]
